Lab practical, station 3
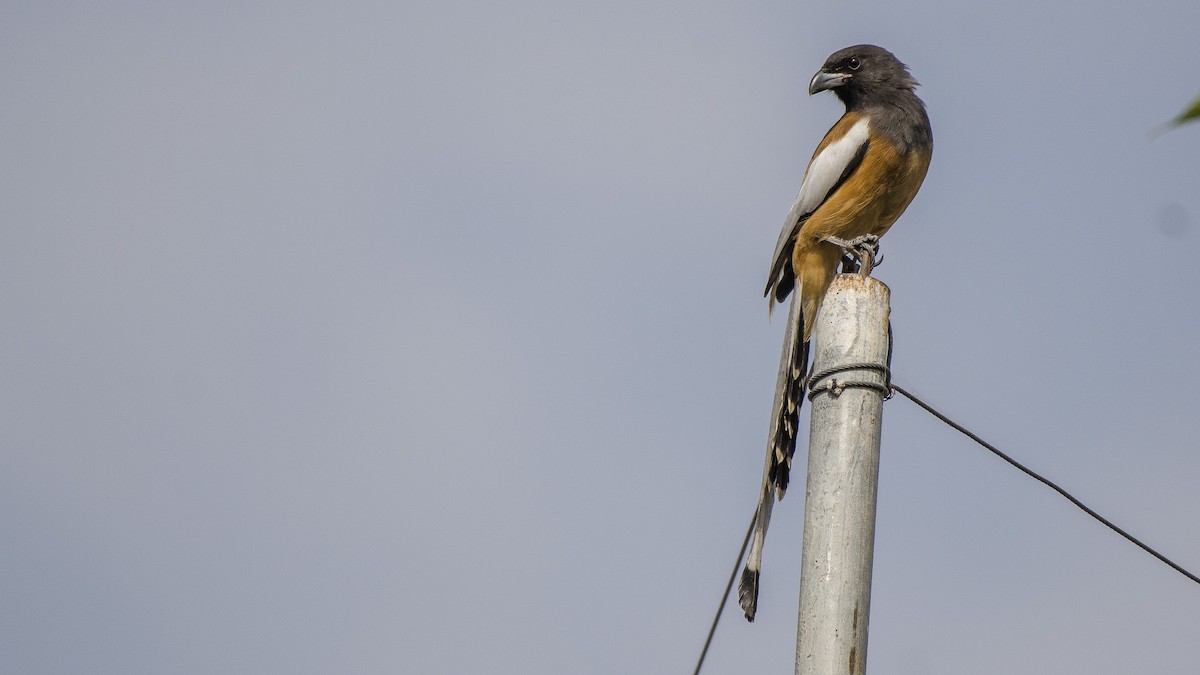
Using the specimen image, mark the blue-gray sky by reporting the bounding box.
[3,1,1200,673]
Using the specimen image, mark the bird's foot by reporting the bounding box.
[825,234,882,275]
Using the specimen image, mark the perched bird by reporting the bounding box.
[739,44,933,621]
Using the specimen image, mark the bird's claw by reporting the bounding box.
[826,234,882,275]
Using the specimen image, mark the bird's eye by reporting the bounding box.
[847,57,861,71]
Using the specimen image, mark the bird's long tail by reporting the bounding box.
[739,294,809,621]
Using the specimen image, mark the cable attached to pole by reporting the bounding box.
[695,381,1200,675]
[891,381,1200,586]
[694,508,756,675]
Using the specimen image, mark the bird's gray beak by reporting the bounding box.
[809,70,848,95]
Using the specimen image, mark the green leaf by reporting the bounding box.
[1150,94,1200,138]
[1172,94,1200,126]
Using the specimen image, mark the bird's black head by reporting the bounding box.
[809,45,918,108]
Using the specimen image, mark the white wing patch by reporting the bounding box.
[767,117,871,295]
[789,117,871,221]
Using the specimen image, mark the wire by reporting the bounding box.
[891,381,1200,586]
[695,379,1200,674]
[694,507,756,675]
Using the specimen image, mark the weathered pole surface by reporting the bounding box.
[795,274,890,675]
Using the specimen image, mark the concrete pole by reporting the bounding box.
[795,274,890,675]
